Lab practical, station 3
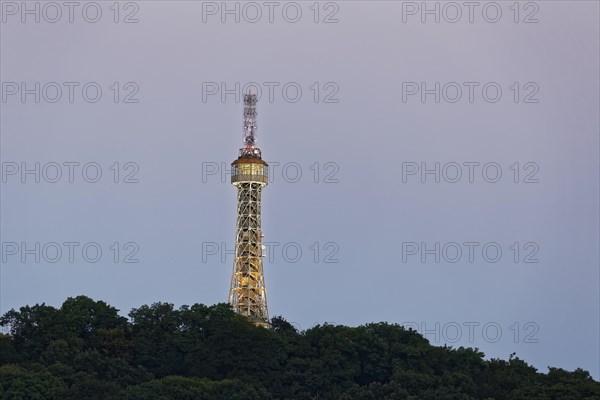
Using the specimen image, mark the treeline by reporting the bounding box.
[0,296,597,399]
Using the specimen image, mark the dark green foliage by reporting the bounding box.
[0,364,65,400]
[0,297,597,400]
[119,376,272,400]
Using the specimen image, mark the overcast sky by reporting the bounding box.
[1,0,599,379]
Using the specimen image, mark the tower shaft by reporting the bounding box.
[229,92,269,328]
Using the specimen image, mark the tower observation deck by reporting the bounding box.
[228,91,270,328]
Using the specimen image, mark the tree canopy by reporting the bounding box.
[0,296,597,400]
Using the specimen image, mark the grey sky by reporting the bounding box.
[1,1,599,379]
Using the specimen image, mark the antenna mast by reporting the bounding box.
[240,90,261,158]
[243,90,257,147]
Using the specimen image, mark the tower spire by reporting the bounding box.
[242,89,258,149]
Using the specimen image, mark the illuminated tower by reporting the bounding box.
[229,91,270,328]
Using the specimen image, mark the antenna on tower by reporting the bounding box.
[243,89,258,148]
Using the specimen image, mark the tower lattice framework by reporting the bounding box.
[229,91,270,328]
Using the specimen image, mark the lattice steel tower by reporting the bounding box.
[229,91,270,328]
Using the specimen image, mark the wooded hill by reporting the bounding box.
[0,296,598,399]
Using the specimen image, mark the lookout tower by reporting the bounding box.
[228,91,270,328]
